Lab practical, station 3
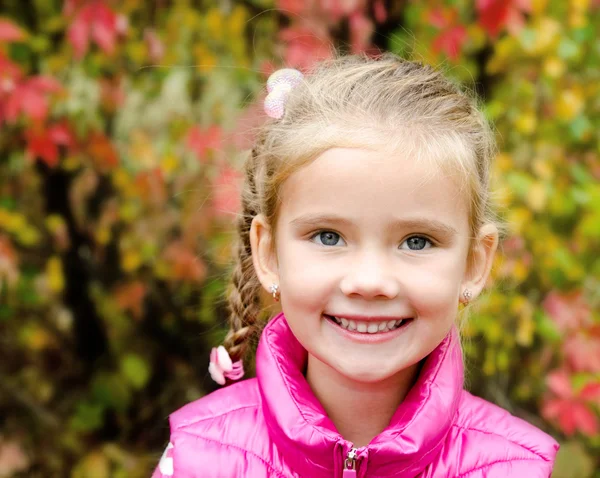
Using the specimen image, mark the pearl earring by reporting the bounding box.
[269,283,280,302]
[462,289,473,303]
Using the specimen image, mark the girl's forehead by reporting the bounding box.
[279,147,469,218]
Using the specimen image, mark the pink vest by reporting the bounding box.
[153,312,559,477]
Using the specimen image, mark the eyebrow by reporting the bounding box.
[289,214,458,236]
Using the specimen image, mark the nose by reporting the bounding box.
[339,249,400,300]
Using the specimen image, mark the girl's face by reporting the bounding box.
[251,147,498,383]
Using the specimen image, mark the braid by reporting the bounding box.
[222,148,264,364]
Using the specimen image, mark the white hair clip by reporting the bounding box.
[264,68,304,119]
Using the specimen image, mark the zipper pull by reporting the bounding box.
[342,448,358,477]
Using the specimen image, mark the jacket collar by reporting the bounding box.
[256,312,464,478]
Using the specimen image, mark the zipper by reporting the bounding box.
[342,447,358,477]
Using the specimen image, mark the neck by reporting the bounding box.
[305,355,420,448]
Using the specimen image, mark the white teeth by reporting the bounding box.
[330,316,409,334]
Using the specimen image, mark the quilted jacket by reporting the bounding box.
[152,312,559,477]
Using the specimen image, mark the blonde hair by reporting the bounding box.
[223,52,504,365]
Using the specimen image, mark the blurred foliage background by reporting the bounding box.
[0,0,599,476]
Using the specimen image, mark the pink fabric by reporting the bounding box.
[153,312,559,477]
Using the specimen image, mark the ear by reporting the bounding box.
[249,214,279,292]
[461,223,499,303]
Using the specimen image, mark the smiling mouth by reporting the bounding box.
[323,314,413,334]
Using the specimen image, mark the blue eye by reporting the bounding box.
[401,236,433,251]
[312,231,346,246]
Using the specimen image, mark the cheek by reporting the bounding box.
[405,258,463,312]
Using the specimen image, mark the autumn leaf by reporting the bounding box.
[476,0,531,38]
[2,76,62,124]
[25,122,75,168]
[86,131,119,171]
[0,234,20,290]
[349,12,373,54]
[114,281,147,320]
[211,164,242,218]
[432,26,467,60]
[280,26,333,69]
[66,1,119,59]
[541,290,592,333]
[542,368,599,436]
[0,18,26,43]
[185,125,222,163]
[162,240,206,283]
[563,332,600,374]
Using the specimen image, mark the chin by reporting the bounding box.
[333,360,401,384]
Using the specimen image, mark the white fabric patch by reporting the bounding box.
[158,442,174,476]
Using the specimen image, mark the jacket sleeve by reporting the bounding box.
[151,442,174,478]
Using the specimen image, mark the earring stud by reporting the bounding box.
[269,283,280,302]
[462,289,473,303]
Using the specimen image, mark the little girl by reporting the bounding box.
[153,54,559,477]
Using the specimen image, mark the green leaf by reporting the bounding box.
[120,354,151,390]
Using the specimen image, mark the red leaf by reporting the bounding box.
[542,398,577,436]
[66,1,118,58]
[349,12,373,54]
[373,0,387,23]
[0,19,26,42]
[0,52,23,81]
[280,26,333,69]
[67,5,92,58]
[91,3,118,55]
[26,76,62,93]
[476,0,531,38]
[26,130,59,167]
[432,26,467,60]
[276,0,307,16]
[162,240,207,283]
[546,369,573,399]
[25,122,75,168]
[572,402,600,436]
[580,383,600,405]
[115,281,147,320]
[542,290,591,333]
[564,332,600,373]
[185,125,222,162]
[212,164,242,218]
[143,28,164,62]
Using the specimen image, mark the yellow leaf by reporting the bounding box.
[229,5,248,38]
[532,158,554,180]
[512,259,529,282]
[507,208,532,235]
[18,227,40,247]
[72,451,110,478]
[161,153,179,175]
[46,256,64,294]
[556,88,584,120]
[206,8,224,41]
[525,182,547,211]
[543,56,565,78]
[194,43,217,73]
[569,12,587,28]
[122,249,142,272]
[531,0,549,15]
[515,112,537,135]
[531,18,561,54]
